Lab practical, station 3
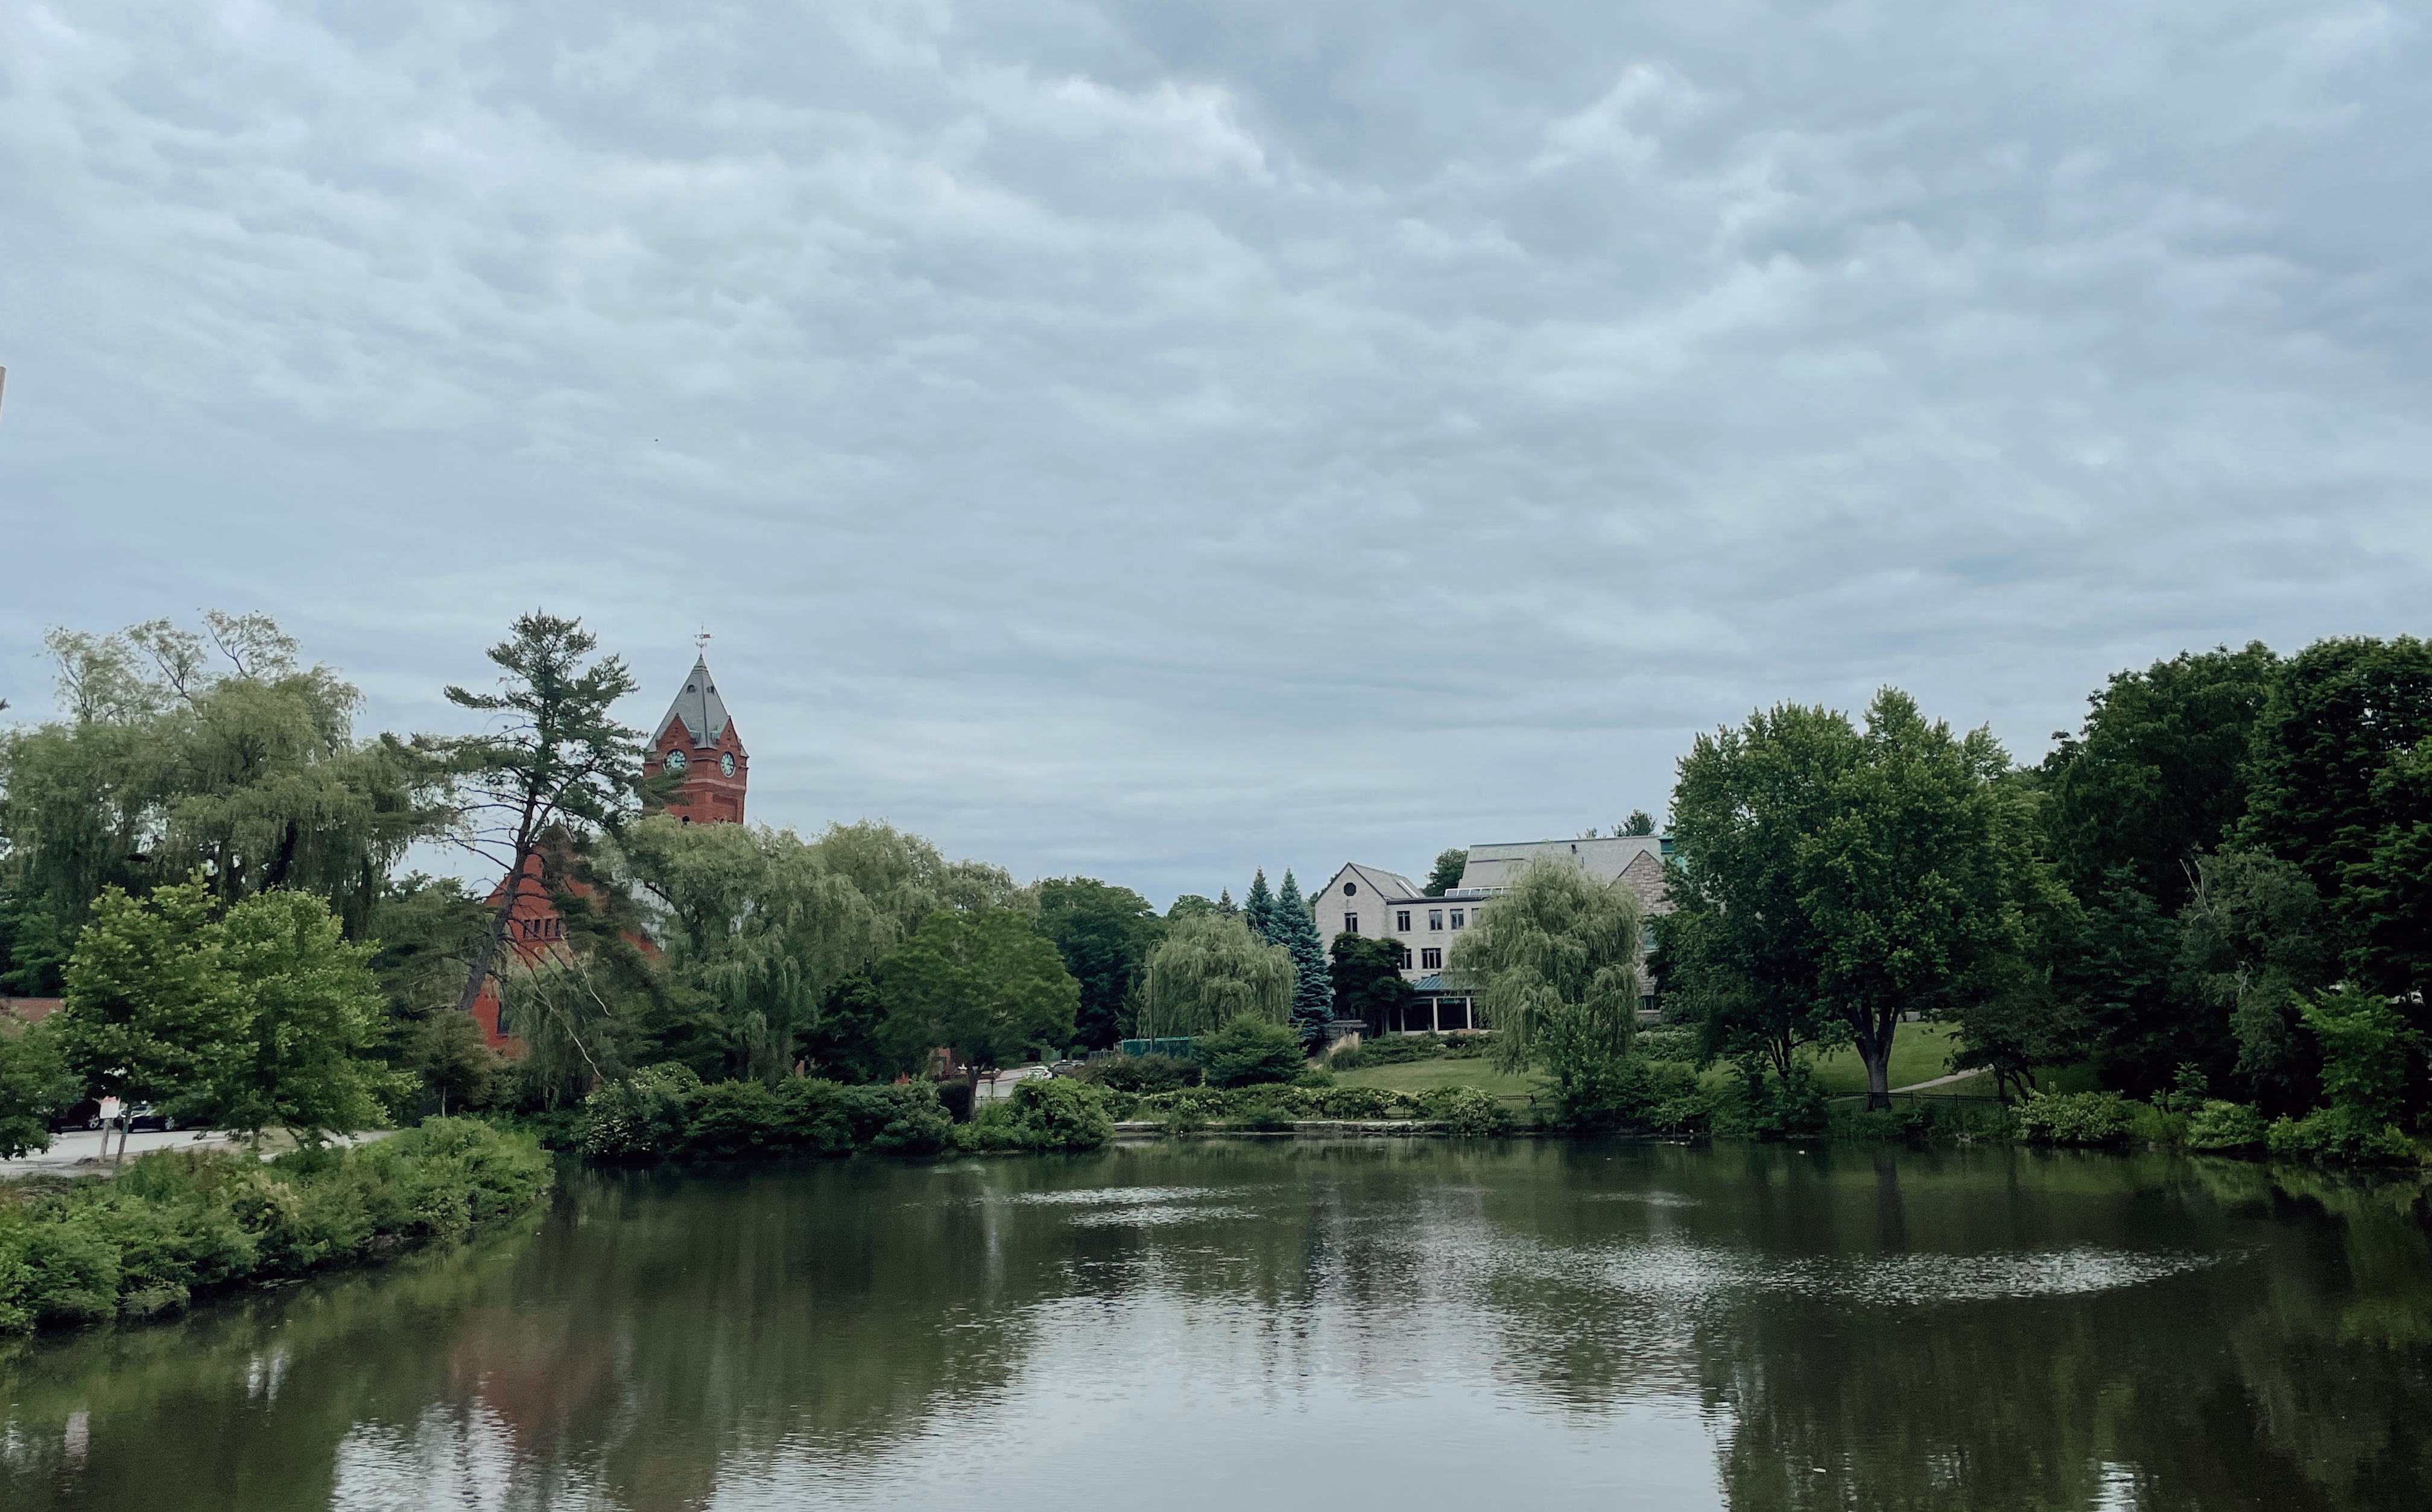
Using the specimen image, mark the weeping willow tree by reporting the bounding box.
[1447,858,1643,1086]
[612,815,948,1083]
[1,613,450,992]
[1137,913,1293,1037]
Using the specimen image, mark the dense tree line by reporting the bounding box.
[1655,636,2432,1148]
[1,611,1363,1143]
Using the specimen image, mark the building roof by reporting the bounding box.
[1457,835,1665,892]
[1326,861,1426,904]
[656,656,733,747]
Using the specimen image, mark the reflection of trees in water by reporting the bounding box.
[6,1145,2430,1511]
[1661,1153,2432,1511]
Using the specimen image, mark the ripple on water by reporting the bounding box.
[1547,1239,2220,1306]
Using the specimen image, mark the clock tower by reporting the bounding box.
[643,653,748,824]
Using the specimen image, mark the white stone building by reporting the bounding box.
[1313,836,1670,1034]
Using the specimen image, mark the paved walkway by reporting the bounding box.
[1,1127,396,1180]
[1889,1069,1992,1093]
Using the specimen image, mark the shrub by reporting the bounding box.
[0,1120,550,1335]
[963,1080,1115,1153]
[1291,1066,1335,1089]
[1710,1063,1829,1141]
[1195,1013,1308,1088]
[1359,1035,1447,1066]
[935,1080,975,1124]
[574,1063,701,1162]
[1413,1086,1515,1136]
[1324,1045,1368,1071]
[2015,1090,2135,1146]
[2266,1109,2416,1165]
[1632,1025,1700,1063]
[1545,1056,1702,1134]
[2186,1100,2268,1152]
[1440,1034,1489,1060]
[1080,1054,1202,1093]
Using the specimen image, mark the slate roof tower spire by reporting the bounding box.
[644,652,748,824]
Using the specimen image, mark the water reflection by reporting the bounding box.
[3,1143,2428,1510]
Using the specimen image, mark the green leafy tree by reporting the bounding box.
[1271,870,1334,1043]
[1194,1012,1306,1087]
[0,613,448,976]
[2241,635,2432,999]
[1658,703,1857,1083]
[429,613,657,1019]
[1802,691,2050,1109]
[1424,848,1468,897]
[1035,878,1162,1050]
[2042,644,2279,913]
[1244,868,1276,943]
[0,1017,78,1158]
[1448,858,1642,1089]
[800,973,890,1082]
[1665,692,2051,1110]
[1165,894,1221,920]
[1620,810,1658,837]
[617,815,914,1082]
[875,908,1078,1086]
[403,1008,499,1116]
[55,878,245,1152]
[208,889,401,1143]
[1138,913,1293,1037]
[1329,932,1414,1034]
[2173,850,2333,1112]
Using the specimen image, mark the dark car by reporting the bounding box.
[50,1099,183,1133]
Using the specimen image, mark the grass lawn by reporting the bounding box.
[1806,1021,1975,1096]
[1329,1060,1545,1097]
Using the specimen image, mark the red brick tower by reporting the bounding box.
[641,654,748,824]
[468,651,749,1052]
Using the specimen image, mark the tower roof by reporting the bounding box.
[656,656,732,747]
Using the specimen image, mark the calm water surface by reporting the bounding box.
[5,1140,2431,1510]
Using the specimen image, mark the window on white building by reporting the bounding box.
[1420,947,1443,970]
[1344,913,1359,935]
[1449,909,1465,929]
[1428,909,1443,931]
[1396,909,1411,931]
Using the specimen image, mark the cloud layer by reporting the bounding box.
[3,1,2427,899]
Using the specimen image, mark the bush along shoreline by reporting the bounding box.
[0,1119,553,1336]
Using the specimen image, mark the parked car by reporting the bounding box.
[51,1099,183,1133]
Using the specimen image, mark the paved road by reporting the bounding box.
[973,1063,1053,1102]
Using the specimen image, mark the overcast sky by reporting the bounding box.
[2,1,2426,905]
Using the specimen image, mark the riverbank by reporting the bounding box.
[0,1119,552,1335]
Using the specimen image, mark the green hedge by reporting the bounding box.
[575,1066,958,1162]
[0,1119,552,1335]
[2016,1090,2136,1145]
[1126,1082,1518,1133]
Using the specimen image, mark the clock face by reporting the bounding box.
[720,752,736,776]
[664,750,688,772]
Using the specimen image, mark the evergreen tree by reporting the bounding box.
[1272,870,1334,1043]
[1244,869,1276,943]
[429,613,659,1018]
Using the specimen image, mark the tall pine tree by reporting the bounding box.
[1272,870,1334,1045]
[1244,869,1277,943]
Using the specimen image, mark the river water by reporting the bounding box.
[4,1139,2430,1510]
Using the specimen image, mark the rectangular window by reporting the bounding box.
[1440,999,1470,1031]
[1406,999,1432,1033]
[1399,946,1413,969]
[1449,908,1465,929]
[1344,913,1359,935]
[1396,909,1411,931]
[1420,947,1443,970]
[1428,909,1444,931]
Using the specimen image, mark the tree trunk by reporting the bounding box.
[1863,1034,1893,1111]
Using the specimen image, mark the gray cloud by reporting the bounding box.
[2,0,2427,900]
